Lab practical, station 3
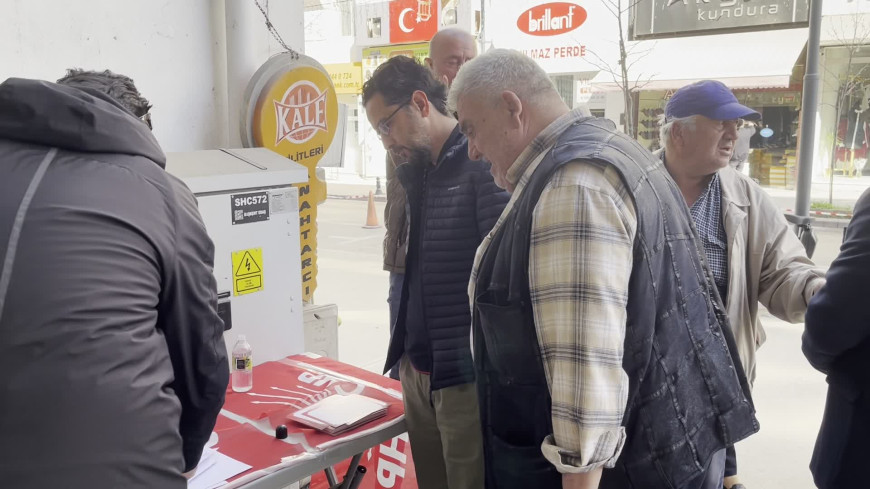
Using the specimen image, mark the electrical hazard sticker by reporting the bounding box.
[232,248,264,296]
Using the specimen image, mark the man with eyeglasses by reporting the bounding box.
[659,80,826,489]
[363,55,507,489]
[383,28,478,381]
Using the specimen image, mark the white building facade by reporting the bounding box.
[1,0,305,152]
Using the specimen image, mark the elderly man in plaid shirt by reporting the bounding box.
[659,80,826,489]
[450,50,758,489]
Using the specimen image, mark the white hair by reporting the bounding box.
[659,114,698,149]
[447,48,556,113]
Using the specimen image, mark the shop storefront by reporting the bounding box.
[818,44,870,179]
[350,0,442,178]
[739,88,803,187]
[591,26,808,188]
[633,85,805,188]
[813,0,870,183]
[634,88,802,171]
[362,42,430,82]
[483,0,621,124]
[323,63,364,178]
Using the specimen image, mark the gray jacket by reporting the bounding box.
[0,78,228,488]
[718,166,825,384]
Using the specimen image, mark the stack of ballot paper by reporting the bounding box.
[187,447,251,489]
[291,393,389,436]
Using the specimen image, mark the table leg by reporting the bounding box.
[339,453,363,489]
[324,467,339,487]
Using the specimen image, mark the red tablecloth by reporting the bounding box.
[211,354,415,488]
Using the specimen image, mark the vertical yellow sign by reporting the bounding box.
[243,54,338,303]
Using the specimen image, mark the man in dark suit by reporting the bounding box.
[803,188,870,489]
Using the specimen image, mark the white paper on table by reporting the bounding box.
[187,448,251,489]
[303,394,387,426]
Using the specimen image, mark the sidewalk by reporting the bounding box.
[322,172,868,228]
[322,171,384,202]
[764,175,869,229]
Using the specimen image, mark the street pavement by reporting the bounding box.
[314,196,849,489]
[326,175,870,229]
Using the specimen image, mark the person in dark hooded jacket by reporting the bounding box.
[0,70,228,488]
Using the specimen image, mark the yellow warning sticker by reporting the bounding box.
[232,248,264,296]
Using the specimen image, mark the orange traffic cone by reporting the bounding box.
[363,191,381,229]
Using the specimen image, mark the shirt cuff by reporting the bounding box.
[540,428,626,474]
[805,276,826,304]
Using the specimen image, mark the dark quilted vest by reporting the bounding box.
[472,117,758,488]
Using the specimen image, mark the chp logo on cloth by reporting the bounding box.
[389,0,438,44]
[518,2,587,36]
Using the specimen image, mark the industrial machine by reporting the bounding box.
[165,148,308,365]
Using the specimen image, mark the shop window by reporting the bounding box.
[443,7,458,25]
[590,109,605,118]
[732,90,801,187]
[442,0,458,25]
[551,75,574,108]
[367,17,381,38]
[823,46,870,177]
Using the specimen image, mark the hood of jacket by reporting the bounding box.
[0,78,165,167]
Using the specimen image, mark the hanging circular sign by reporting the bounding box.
[760,127,774,138]
[242,53,339,166]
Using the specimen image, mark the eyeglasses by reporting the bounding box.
[668,117,746,131]
[719,118,746,130]
[376,101,410,140]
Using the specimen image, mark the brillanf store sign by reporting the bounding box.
[518,2,588,36]
[488,1,619,74]
[631,0,809,40]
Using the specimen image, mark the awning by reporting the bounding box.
[591,28,808,91]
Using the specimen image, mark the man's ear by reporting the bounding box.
[671,121,690,150]
[425,57,434,70]
[672,119,684,138]
[501,91,523,128]
[412,90,431,117]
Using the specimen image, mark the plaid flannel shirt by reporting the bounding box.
[469,109,635,473]
[689,172,729,303]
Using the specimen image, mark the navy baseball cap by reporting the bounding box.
[665,80,761,121]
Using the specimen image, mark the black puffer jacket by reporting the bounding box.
[385,126,509,391]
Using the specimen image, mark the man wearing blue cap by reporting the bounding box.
[659,80,826,489]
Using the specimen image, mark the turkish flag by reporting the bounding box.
[389,0,439,44]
